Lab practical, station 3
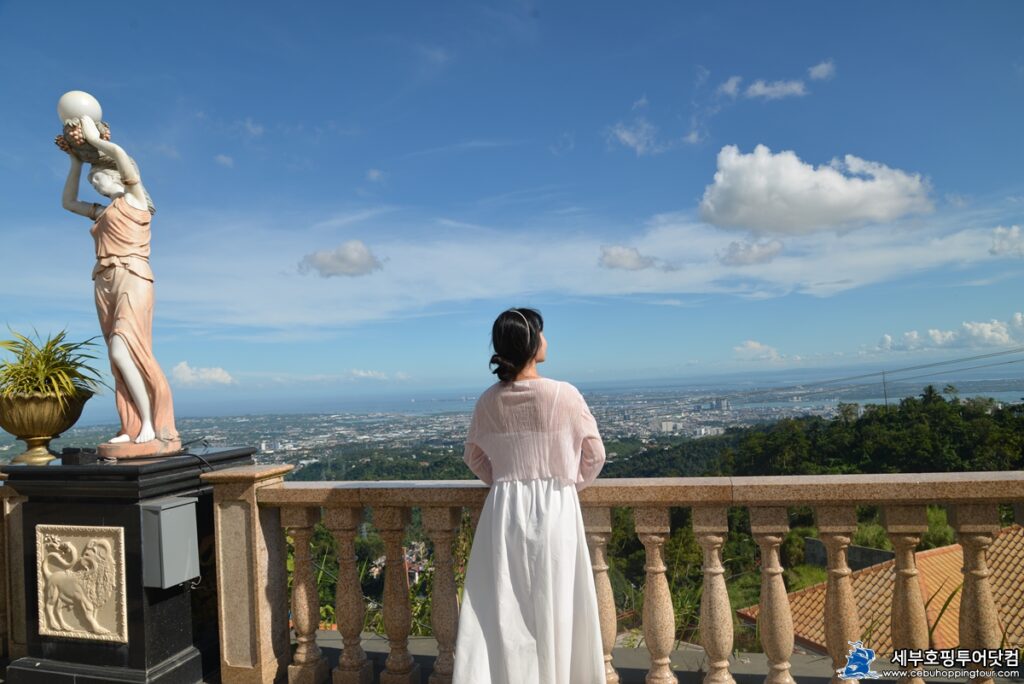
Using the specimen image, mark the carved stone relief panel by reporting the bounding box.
[36,524,128,643]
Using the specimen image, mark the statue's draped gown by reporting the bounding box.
[453,377,606,684]
[91,195,178,444]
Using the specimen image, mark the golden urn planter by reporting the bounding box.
[0,391,92,465]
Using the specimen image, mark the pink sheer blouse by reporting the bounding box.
[463,378,606,490]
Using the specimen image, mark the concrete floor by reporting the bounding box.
[2,634,1018,683]
[318,631,1023,683]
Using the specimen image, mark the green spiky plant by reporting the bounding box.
[0,329,105,405]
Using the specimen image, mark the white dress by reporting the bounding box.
[452,378,607,684]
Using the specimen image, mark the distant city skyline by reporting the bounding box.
[2,1,1023,424]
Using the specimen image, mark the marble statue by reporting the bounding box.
[56,91,180,458]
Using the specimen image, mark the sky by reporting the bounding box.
[1,1,1023,420]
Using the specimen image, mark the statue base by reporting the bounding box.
[5,649,203,684]
[97,436,182,459]
[2,447,256,683]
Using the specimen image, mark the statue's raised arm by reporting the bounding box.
[54,90,180,458]
[60,154,97,219]
[76,115,152,214]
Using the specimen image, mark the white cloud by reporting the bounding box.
[945,193,969,208]
[699,144,933,234]
[733,340,782,362]
[879,312,1024,351]
[235,117,264,138]
[694,65,710,87]
[238,369,409,384]
[13,197,1004,338]
[606,117,665,156]
[349,369,388,380]
[719,240,783,266]
[717,76,742,98]
[632,95,649,110]
[311,208,393,230]
[214,154,234,168]
[808,60,836,81]
[744,79,806,100]
[171,362,235,387]
[928,329,957,346]
[990,225,1024,256]
[599,245,657,270]
[299,240,383,277]
[366,169,385,183]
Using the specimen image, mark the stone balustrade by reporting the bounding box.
[200,469,1024,684]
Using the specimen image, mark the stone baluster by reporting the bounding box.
[816,506,861,684]
[202,465,293,684]
[750,507,794,684]
[694,506,735,684]
[883,506,929,684]
[324,507,373,684]
[423,507,461,684]
[282,506,329,684]
[635,507,677,684]
[375,507,420,684]
[583,506,620,684]
[952,505,1002,684]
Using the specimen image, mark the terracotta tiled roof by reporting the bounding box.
[736,525,1024,655]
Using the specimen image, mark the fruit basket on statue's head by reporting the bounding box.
[0,330,106,465]
[53,90,118,174]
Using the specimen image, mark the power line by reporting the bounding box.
[715,345,1024,403]
[742,357,1024,403]
[882,357,1024,386]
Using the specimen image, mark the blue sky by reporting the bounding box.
[2,1,1023,420]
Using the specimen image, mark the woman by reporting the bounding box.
[453,308,606,684]
[59,115,180,456]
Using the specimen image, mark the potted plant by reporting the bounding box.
[0,330,104,465]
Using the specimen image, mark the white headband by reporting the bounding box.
[508,309,531,343]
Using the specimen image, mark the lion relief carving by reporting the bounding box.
[37,526,127,643]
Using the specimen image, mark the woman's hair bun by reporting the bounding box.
[489,353,519,383]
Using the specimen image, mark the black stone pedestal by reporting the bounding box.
[2,446,255,684]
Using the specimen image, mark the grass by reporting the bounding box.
[784,563,828,590]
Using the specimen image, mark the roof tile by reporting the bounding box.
[737,524,1024,655]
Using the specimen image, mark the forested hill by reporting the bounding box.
[292,387,1024,482]
[736,388,1024,475]
[607,388,1023,479]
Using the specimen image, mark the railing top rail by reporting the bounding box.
[250,471,1024,508]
